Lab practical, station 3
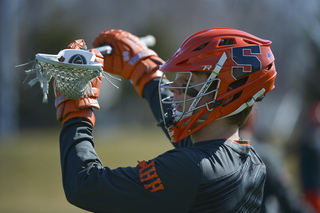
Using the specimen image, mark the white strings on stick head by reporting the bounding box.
[18,49,120,103]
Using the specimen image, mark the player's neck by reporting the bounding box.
[191,119,240,144]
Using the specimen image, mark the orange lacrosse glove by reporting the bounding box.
[92,29,165,97]
[54,39,104,127]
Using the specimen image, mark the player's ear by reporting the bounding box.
[222,86,234,106]
[223,96,234,106]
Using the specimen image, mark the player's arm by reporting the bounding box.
[92,29,193,147]
[92,30,172,137]
[59,117,200,212]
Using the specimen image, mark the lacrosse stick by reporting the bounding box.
[18,35,156,103]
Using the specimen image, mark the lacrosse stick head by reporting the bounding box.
[25,49,103,102]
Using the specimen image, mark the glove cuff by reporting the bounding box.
[130,56,166,97]
[56,98,100,127]
[62,108,96,127]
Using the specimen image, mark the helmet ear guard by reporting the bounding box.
[158,28,277,142]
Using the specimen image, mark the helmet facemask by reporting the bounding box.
[158,71,221,129]
[158,52,227,131]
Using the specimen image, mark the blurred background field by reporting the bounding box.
[1,0,320,212]
[0,126,172,213]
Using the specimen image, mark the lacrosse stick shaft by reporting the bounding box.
[94,35,156,55]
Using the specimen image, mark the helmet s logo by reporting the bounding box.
[68,54,87,64]
[231,46,261,80]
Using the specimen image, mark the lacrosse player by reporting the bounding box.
[56,28,277,212]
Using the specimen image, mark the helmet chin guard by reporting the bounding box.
[157,28,277,142]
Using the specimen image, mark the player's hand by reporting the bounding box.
[93,29,165,97]
[54,39,103,127]
[92,29,157,79]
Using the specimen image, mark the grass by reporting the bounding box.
[0,125,172,213]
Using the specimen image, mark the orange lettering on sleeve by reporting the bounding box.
[138,160,164,192]
[143,178,165,192]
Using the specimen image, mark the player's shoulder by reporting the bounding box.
[157,146,203,165]
[153,140,228,173]
[157,139,232,163]
[151,146,207,179]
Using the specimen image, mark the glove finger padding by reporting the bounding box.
[89,48,104,68]
[92,29,156,79]
[67,39,87,50]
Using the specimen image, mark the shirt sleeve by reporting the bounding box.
[60,118,200,213]
[143,78,171,140]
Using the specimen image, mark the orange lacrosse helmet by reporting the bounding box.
[158,28,277,142]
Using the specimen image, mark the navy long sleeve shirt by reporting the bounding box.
[59,79,266,212]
